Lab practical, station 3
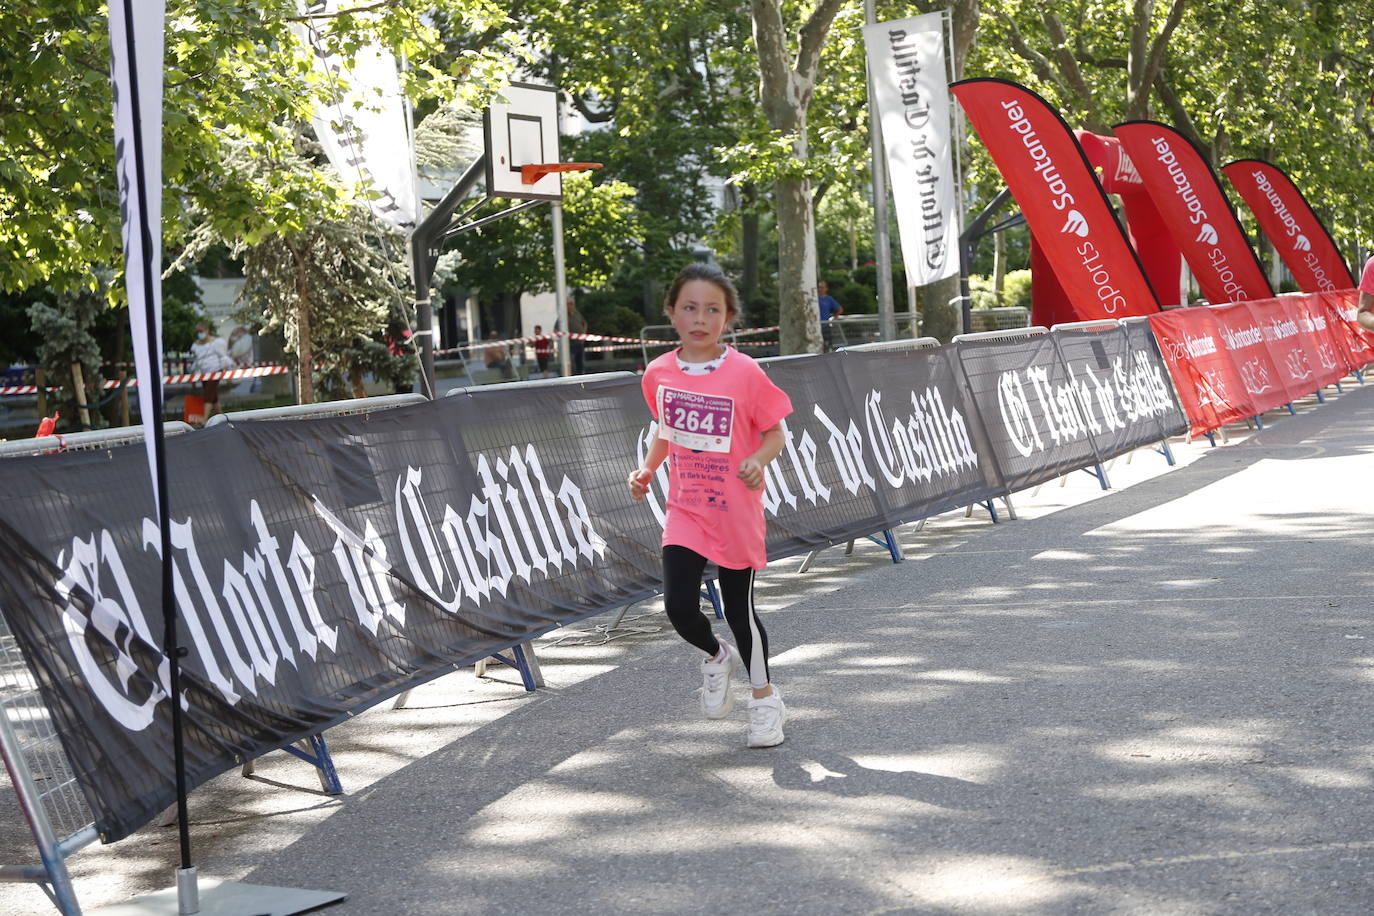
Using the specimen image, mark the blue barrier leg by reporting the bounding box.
[1285,403,1296,416]
[1355,369,1365,384]
[981,499,1000,523]
[1082,464,1110,489]
[485,644,541,690]
[283,733,343,795]
[1153,439,1176,466]
[1254,415,1265,429]
[1204,431,1218,447]
[1315,389,1327,403]
[703,578,724,619]
[863,529,903,563]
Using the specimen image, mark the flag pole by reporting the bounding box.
[115,0,197,909]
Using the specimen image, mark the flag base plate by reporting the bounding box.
[90,878,345,915]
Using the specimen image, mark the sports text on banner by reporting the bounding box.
[1222,160,1354,293]
[950,79,1160,322]
[1114,122,1271,304]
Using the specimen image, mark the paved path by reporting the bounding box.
[6,384,1374,915]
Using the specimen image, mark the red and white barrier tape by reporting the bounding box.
[436,326,783,357]
[0,364,289,396]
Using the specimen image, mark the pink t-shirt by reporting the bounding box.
[642,347,792,570]
[1360,257,1374,295]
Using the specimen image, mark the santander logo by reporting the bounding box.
[1294,234,1312,252]
[1062,210,1089,237]
[1196,223,1218,245]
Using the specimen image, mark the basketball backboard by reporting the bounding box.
[484,82,562,200]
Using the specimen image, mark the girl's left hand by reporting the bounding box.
[737,457,765,490]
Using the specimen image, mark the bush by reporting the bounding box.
[822,269,849,290]
[835,282,876,314]
[579,288,647,338]
[968,274,998,309]
[1002,269,1032,309]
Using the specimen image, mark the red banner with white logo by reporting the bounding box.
[1115,122,1271,305]
[1208,303,1298,409]
[951,79,1160,321]
[1147,309,1255,436]
[1286,294,1354,384]
[1244,296,1346,396]
[1221,160,1354,292]
[1148,293,1372,437]
[1318,289,1374,369]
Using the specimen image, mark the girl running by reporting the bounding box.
[627,264,793,747]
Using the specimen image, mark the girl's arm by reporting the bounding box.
[628,435,670,500]
[736,424,785,490]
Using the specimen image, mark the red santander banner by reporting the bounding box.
[1115,122,1271,304]
[1148,310,1255,436]
[1319,289,1374,368]
[1222,160,1354,292]
[951,79,1160,321]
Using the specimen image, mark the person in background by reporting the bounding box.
[533,324,554,377]
[567,296,588,375]
[189,322,235,418]
[1357,255,1374,332]
[483,330,515,379]
[227,326,254,367]
[817,280,843,350]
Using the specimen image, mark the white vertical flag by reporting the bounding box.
[108,0,166,502]
[297,1,416,228]
[863,12,959,285]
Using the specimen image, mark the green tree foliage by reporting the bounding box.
[2,0,512,406]
[442,172,643,303]
[969,0,1374,259]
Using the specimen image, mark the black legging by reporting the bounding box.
[662,545,770,688]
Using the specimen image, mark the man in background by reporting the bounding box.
[818,280,843,350]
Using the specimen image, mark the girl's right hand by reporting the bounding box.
[627,467,654,500]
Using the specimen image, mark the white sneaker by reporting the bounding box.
[699,643,736,719]
[747,687,786,748]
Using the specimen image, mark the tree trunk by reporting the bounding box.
[290,241,315,405]
[923,275,963,341]
[750,0,846,355]
[349,361,366,399]
[71,362,91,430]
[993,229,1006,305]
[740,182,760,306]
[777,175,823,354]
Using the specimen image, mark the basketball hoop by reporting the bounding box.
[521,162,604,185]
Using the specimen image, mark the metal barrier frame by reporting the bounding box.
[0,423,194,914]
[837,336,942,353]
[206,392,426,426]
[443,369,636,397]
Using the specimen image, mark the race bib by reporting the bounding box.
[657,386,734,453]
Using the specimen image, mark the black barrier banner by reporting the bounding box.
[0,338,1182,843]
[958,325,1186,493]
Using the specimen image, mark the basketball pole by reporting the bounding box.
[552,201,572,377]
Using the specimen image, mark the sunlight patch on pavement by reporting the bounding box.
[1086,455,1374,539]
[887,854,1082,910]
